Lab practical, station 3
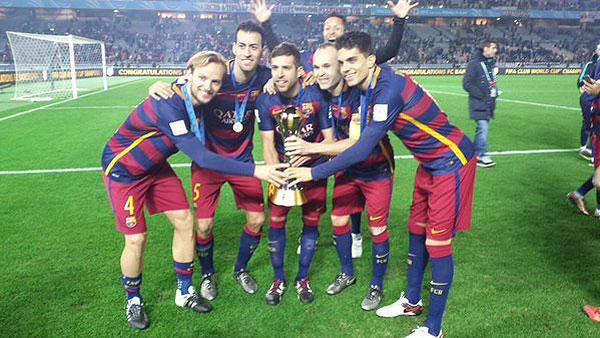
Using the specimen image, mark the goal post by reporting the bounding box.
[6,31,108,101]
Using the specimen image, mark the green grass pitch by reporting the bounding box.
[1,75,599,337]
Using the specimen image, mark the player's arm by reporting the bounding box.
[374,0,418,64]
[285,130,357,157]
[583,78,600,96]
[149,81,176,100]
[286,89,402,183]
[154,99,287,185]
[261,130,280,165]
[250,0,279,51]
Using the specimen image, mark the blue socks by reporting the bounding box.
[173,261,193,295]
[268,227,286,281]
[370,231,390,289]
[406,234,429,304]
[234,226,261,272]
[195,235,215,276]
[425,255,454,337]
[296,225,319,280]
[333,224,354,276]
[577,176,594,197]
[122,275,142,301]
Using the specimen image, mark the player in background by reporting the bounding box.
[568,53,600,218]
[253,0,418,258]
[284,43,395,310]
[580,55,600,323]
[148,22,273,301]
[286,32,476,338]
[102,51,286,330]
[575,43,599,161]
[256,42,333,305]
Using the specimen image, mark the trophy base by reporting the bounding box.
[269,184,307,207]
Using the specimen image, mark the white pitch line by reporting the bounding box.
[0,148,579,176]
[0,78,146,123]
[429,90,580,111]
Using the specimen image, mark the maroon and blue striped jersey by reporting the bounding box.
[101,84,255,184]
[328,85,394,181]
[200,61,272,162]
[312,66,474,180]
[256,84,331,167]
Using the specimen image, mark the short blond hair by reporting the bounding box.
[186,51,227,74]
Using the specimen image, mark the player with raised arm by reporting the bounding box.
[102,51,286,330]
[254,0,418,258]
[285,43,395,310]
[148,22,273,301]
[255,42,333,305]
[286,32,476,338]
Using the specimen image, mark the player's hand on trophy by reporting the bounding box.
[583,79,600,96]
[285,135,313,156]
[263,78,277,95]
[254,163,289,187]
[285,167,313,186]
[249,0,275,23]
[388,0,419,19]
[149,81,175,100]
[289,155,312,167]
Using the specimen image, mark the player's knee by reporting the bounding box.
[425,238,453,258]
[196,218,214,237]
[124,233,147,253]
[167,210,194,231]
[270,216,286,229]
[370,226,388,237]
[302,214,321,227]
[246,212,265,231]
[331,215,350,227]
[408,221,427,235]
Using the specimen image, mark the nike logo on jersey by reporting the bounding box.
[431,228,448,235]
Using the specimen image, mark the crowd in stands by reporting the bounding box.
[0,8,597,67]
[134,0,597,11]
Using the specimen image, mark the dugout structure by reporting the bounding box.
[6,31,108,101]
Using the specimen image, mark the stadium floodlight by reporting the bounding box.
[6,31,108,101]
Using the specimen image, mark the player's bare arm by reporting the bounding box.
[261,130,281,165]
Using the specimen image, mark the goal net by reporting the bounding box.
[6,31,108,101]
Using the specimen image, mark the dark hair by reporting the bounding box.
[325,12,347,26]
[271,42,301,66]
[236,21,265,45]
[480,40,498,51]
[335,31,373,56]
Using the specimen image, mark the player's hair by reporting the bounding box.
[325,12,347,26]
[335,31,373,56]
[316,42,337,53]
[271,42,301,66]
[480,40,498,51]
[186,51,226,74]
[236,20,265,45]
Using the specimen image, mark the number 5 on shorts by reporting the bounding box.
[193,183,201,202]
[124,196,135,216]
